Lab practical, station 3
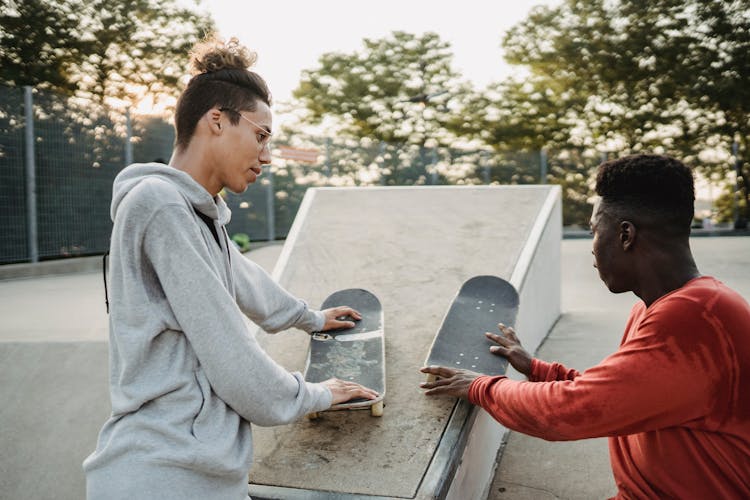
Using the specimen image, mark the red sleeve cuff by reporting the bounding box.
[530,358,548,381]
[468,375,507,406]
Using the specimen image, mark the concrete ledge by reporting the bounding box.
[247,185,562,499]
[251,401,475,500]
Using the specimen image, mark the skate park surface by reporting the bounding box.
[1,186,749,499]
[247,186,563,499]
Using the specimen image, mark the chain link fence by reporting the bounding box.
[0,84,595,264]
[0,86,26,263]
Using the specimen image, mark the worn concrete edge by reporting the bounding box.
[248,485,404,500]
[510,186,561,292]
[271,188,317,282]
[414,401,476,499]
[248,402,474,500]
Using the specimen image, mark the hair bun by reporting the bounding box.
[190,35,257,76]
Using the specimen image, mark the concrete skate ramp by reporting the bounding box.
[248,186,562,499]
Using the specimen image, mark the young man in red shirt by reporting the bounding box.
[421,154,750,498]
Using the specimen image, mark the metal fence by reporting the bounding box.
[0,84,571,264]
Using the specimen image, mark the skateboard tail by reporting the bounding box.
[424,275,519,379]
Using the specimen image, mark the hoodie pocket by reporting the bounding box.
[190,367,251,476]
[191,367,211,439]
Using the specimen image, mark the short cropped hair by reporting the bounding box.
[174,36,271,151]
[595,154,695,237]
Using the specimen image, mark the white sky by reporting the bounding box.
[196,0,561,104]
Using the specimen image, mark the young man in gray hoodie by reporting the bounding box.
[83,36,377,499]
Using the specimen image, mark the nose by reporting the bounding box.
[259,143,272,164]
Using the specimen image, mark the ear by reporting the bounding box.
[619,221,636,251]
[206,108,223,135]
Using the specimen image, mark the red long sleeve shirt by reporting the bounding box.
[469,276,750,499]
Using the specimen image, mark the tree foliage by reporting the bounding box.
[292,31,469,148]
[490,0,750,223]
[0,0,215,104]
[0,0,85,94]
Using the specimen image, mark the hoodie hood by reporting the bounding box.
[111,163,231,226]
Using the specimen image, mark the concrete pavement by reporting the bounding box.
[0,237,748,500]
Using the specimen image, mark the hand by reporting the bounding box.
[322,378,379,405]
[321,306,362,330]
[485,323,532,377]
[419,366,482,399]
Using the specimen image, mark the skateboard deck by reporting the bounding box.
[304,288,386,417]
[425,276,519,380]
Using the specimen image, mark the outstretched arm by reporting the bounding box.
[418,323,562,398]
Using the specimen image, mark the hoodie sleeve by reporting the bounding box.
[227,242,325,334]
[142,204,332,425]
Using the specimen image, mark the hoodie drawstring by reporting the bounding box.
[103,252,110,314]
[220,225,236,299]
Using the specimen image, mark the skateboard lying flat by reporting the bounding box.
[304,288,385,417]
[424,276,519,381]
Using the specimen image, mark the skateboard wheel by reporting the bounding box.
[426,374,437,383]
[370,401,384,417]
[306,412,320,420]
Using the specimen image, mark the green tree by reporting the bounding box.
[683,0,750,226]
[501,0,697,152]
[493,0,750,223]
[289,31,499,187]
[0,0,86,94]
[455,73,596,226]
[1,0,214,105]
[292,31,468,148]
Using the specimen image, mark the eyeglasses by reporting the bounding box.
[219,107,272,148]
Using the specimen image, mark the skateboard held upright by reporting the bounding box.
[304,288,386,417]
[424,276,519,382]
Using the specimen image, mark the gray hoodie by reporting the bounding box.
[83,164,331,499]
